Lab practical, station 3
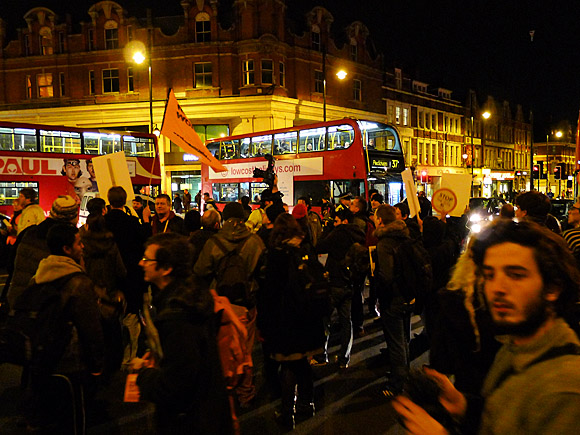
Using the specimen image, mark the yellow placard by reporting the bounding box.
[160,89,226,172]
[440,173,472,217]
[92,152,135,205]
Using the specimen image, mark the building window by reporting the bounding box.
[419,111,424,128]
[353,79,361,101]
[279,62,285,87]
[314,70,324,93]
[395,69,402,90]
[350,41,357,62]
[261,60,273,85]
[403,108,408,126]
[24,34,30,56]
[242,60,254,86]
[127,26,133,42]
[194,62,212,88]
[395,107,401,125]
[425,113,430,130]
[37,73,53,98]
[127,67,134,92]
[58,32,65,53]
[59,72,65,96]
[195,13,211,42]
[102,69,119,93]
[26,75,32,99]
[311,28,321,51]
[104,21,119,49]
[89,70,95,94]
[88,29,95,51]
[432,114,436,130]
[39,27,53,55]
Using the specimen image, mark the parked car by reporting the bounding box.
[467,197,506,232]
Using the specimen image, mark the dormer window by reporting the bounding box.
[104,20,119,49]
[195,13,211,42]
[350,39,357,62]
[39,27,53,55]
[311,27,321,52]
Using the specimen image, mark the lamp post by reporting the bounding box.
[322,47,347,122]
[480,111,491,195]
[545,130,562,196]
[132,49,153,133]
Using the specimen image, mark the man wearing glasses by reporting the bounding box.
[562,201,580,254]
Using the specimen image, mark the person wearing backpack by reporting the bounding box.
[193,201,266,408]
[373,204,414,398]
[133,233,232,435]
[314,208,365,370]
[20,223,104,433]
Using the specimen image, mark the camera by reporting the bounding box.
[253,153,276,187]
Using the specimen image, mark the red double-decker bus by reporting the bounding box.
[200,118,406,208]
[0,121,160,215]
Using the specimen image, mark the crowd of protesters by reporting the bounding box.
[1,182,579,434]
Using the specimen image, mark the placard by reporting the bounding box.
[92,152,135,205]
[432,188,458,215]
[440,173,472,217]
[402,168,421,218]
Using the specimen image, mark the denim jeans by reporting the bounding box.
[380,295,411,391]
[323,286,353,366]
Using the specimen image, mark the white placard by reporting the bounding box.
[92,152,135,205]
[440,173,472,217]
[277,170,294,203]
[402,168,421,218]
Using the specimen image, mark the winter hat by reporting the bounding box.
[292,203,308,220]
[50,195,79,223]
[266,203,285,222]
[222,202,245,221]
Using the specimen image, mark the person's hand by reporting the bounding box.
[272,174,279,193]
[423,367,467,418]
[392,396,448,435]
[130,351,155,371]
[142,203,151,223]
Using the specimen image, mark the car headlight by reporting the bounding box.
[470,213,482,223]
[471,223,482,233]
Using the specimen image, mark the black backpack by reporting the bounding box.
[344,242,371,282]
[213,237,253,308]
[392,238,434,306]
[0,272,83,372]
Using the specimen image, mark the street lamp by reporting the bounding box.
[132,49,153,133]
[322,47,347,122]
[546,130,562,196]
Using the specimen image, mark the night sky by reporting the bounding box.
[3,0,580,138]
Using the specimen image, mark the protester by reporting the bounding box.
[132,233,232,434]
[194,202,266,408]
[17,187,45,235]
[173,193,183,214]
[373,204,413,397]
[393,220,580,434]
[562,200,580,254]
[104,186,150,368]
[314,208,365,369]
[22,223,104,433]
[183,209,202,235]
[183,189,192,212]
[258,213,326,429]
[80,197,127,376]
[152,194,185,234]
[188,209,221,265]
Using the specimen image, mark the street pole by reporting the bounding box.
[471,115,474,196]
[546,134,549,194]
[322,46,327,122]
[530,111,534,191]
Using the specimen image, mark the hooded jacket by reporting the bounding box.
[193,218,265,304]
[137,279,232,434]
[32,255,104,375]
[316,222,366,288]
[374,220,409,292]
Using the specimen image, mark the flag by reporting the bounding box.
[160,89,226,172]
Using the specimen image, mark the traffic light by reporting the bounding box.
[419,170,428,183]
[539,161,545,179]
[532,164,539,178]
[554,165,562,180]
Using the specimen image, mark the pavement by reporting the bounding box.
[0,272,428,434]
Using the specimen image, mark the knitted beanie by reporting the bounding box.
[50,195,79,223]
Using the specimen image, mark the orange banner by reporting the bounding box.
[160,89,226,172]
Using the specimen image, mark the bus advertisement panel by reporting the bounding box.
[200,118,405,208]
[0,121,160,214]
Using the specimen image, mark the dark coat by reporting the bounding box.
[151,211,186,235]
[429,289,501,396]
[104,209,149,313]
[188,227,218,266]
[137,280,232,435]
[316,223,365,288]
[80,227,127,298]
[374,220,409,299]
[258,240,326,359]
